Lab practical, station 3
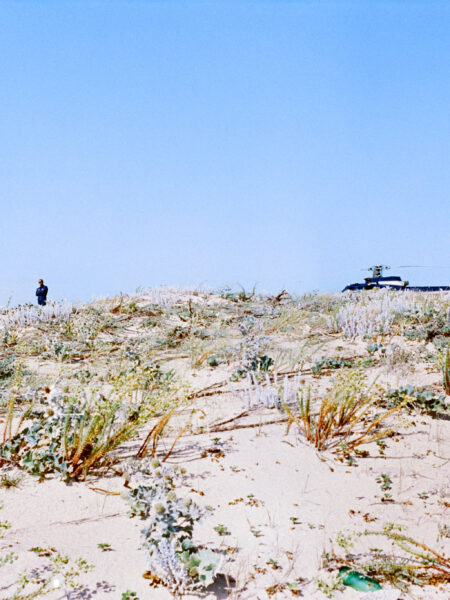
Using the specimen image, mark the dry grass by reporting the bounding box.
[284,372,403,452]
[64,405,141,478]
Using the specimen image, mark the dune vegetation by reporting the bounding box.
[0,287,449,599]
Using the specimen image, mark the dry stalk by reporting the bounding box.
[135,409,176,459]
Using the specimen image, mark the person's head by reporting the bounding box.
[38,279,44,286]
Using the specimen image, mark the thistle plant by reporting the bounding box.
[125,460,223,592]
[231,316,273,378]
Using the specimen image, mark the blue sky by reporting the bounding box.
[1,1,449,305]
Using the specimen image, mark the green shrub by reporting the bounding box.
[312,356,355,377]
[383,385,448,414]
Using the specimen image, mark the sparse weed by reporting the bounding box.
[1,503,92,598]
[438,523,450,539]
[376,473,394,502]
[97,543,113,552]
[325,523,450,591]
[376,473,392,490]
[0,472,22,488]
[121,592,139,600]
[9,552,93,599]
[214,523,230,536]
[314,571,344,597]
[0,502,16,570]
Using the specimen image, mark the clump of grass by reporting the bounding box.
[0,395,143,480]
[1,379,186,480]
[1,340,188,479]
[284,371,402,452]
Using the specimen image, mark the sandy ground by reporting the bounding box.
[1,292,449,599]
[2,398,448,599]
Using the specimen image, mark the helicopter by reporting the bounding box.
[342,265,450,292]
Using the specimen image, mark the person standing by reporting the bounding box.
[36,279,48,306]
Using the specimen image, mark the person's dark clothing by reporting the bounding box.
[36,285,48,306]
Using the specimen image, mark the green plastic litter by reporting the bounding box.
[339,567,382,592]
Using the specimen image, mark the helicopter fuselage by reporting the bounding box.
[342,275,450,292]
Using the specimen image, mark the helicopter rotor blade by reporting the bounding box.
[360,265,450,271]
[390,265,450,269]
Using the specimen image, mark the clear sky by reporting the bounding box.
[1,1,449,305]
